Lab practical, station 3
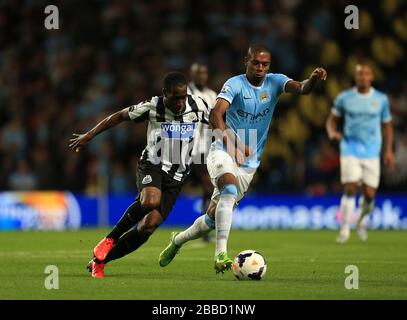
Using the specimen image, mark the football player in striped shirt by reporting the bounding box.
[69,71,210,277]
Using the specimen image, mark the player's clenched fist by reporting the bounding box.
[310,67,327,81]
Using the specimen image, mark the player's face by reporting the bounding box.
[355,65,373,89]
[246,51,271,81]
[164,84,187,114]
[192,66,209,87]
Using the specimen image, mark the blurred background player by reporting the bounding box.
[326,64,395,243]
[187,63,217,242]
[69,72,210,277]
[188,63,217,106]
[159,45,327,273]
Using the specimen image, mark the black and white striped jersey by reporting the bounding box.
[128,94,210,182]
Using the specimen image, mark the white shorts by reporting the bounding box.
[206,147,256,204]
[340,156,380,188]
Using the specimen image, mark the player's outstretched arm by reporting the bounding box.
[326,112,342,141]
[285,67,327,95]
[69,108,131,153]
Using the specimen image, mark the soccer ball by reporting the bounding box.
[232,250,267,280]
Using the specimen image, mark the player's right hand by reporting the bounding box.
[69,132,92,153]
[229,145,252,166]
[235,148,246,166]
[328,131,342,141]
[384,151,396,171]
[244,145,253,158]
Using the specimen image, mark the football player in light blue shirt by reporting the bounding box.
[326,64,395,243]
[159,45,327,272]
[213,69,293,169]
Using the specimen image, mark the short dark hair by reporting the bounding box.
[247,44,271,57]
[163,71,188,91]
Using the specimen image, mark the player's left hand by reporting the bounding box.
[384,151,396,171]
[69,132,92,153]
[310,67,327,81]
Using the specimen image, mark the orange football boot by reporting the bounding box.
[93,238,115,261]
[90,260,105,278]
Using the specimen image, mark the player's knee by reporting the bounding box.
[344,184,357,196]
[140,196,160,211]
[217,173,237,190]
[344,189,357,197]
[363,191,375,203]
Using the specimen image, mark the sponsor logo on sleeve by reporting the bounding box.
[221,85,230,94]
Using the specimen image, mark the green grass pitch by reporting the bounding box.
[0,229,406,300]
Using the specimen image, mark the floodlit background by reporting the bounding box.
[0,0,406,229]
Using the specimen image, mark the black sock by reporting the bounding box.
[104,228,150,264]
[106,200,149,242]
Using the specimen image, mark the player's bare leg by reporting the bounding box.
[356,185,376,241]
[337,182,358,243]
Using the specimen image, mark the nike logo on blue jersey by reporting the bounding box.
[243,96,252,99]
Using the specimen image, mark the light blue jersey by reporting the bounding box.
[215,73,291,168]
[332,87,391,159]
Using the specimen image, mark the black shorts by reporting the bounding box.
[136,160,183,220]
